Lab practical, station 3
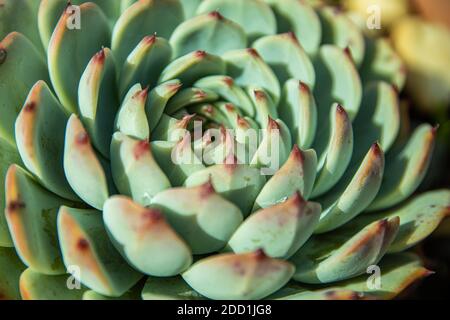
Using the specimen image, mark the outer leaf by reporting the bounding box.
[57,206,143,297]
[151,182,243,254]
[142,276,204,300]
[314,143,385,233]
[15,80,77,200]
[19,268,87,300]
[368,124,436,211]
[0,247,26,300]
[291,217,399,284]
[5,165,69,275]
[272,253,430,300]
[197,0,276,42]
[228,192,321,259]
[170,12,246,58]
[48,2,111,113]
[182,250,294,300]
[63,115,114,210]
[111,0,183,65]
[0,32,49,144]
[103,196,192,276]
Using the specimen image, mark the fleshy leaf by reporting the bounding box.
[247,88,278,129]
[182,250,294,300]
[318,6,365,67]
[78,48,119,158]
[159,50,225,86]
[184,160,266,216]
[5,165,69,275]
[253,33,315,88]
[103,196,192,276]
[360,38,406,91]
[279,80,317,149]
[0,32,49,144]
[313,45,362,122]
[114,84,151,140]
[48,2,110,113]
[110,133,171,207]
[111,0,183,65]
[170,11,246,58]
[19,268,87,300]
[119,35,172,98]
[142,276,205,300]
[311,105,353,197]
[15,81,77,200]
[272,253,430,300]
[152,113,196,142]
[314,143,385,233]
[368,124,436,211]
[151,136,205,187]
[291,216,399,284]
[0,136,22,247]
[0,247,26,300]
[57,206,143,297]
[197,0,276,42]
[151,182,243,254]
[228,192,321,259]
[253,145,317,211]
[264,0,321,55]
[63,115,114,210]
[224,48,280,104]
[194,75,255,117]
[165,87,219,115]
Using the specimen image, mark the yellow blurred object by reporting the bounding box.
[343,0,410,31]
[391,17,450,114]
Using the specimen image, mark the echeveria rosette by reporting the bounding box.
[0,0,449,300]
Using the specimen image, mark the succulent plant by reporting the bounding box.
[0,0,449,300]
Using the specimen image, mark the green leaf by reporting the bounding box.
[119,35,172,98]
[5,165,71,275]
[142,276,205,300]
[15,81,77,200]
[103,196,192,276]
[253,145,317,211]
[182,250,294,300]
[63,115,114,210]
[197,0,276,42]
[19,268,87,300]
[0,32,49,144]
[224,48,280,105]
[170,12,247,58]
[264,0,321,55]
[165,87,219,115]
[367,124,436,211]
[111,0,183,66]
[47,2,111,114]
[291,216,399,284]
[110,133,171,207]
[279,80,317,149]
[0,247,26,300]
[253,33,315,89]
[57,206,143,297]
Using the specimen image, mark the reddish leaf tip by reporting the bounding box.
[75,132,90,145]
[254,90,266,101]
[134,140,150,160]
[7,200,26,213]
[371,142,382,156]
[143,34,157,45]
[223,76,234,87]
[209,11,224,20]
[24,101,36,113]
[200,179,216,198]
[194,50,207,58]
[299,81,310,93]
[142,209,163,223]
[267,116,280,130]
[94,48,105,63]
[247,48,260,58]
[77,238,89,251]
[253,248,267,261]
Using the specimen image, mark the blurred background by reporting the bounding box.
[325,0,450,299]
